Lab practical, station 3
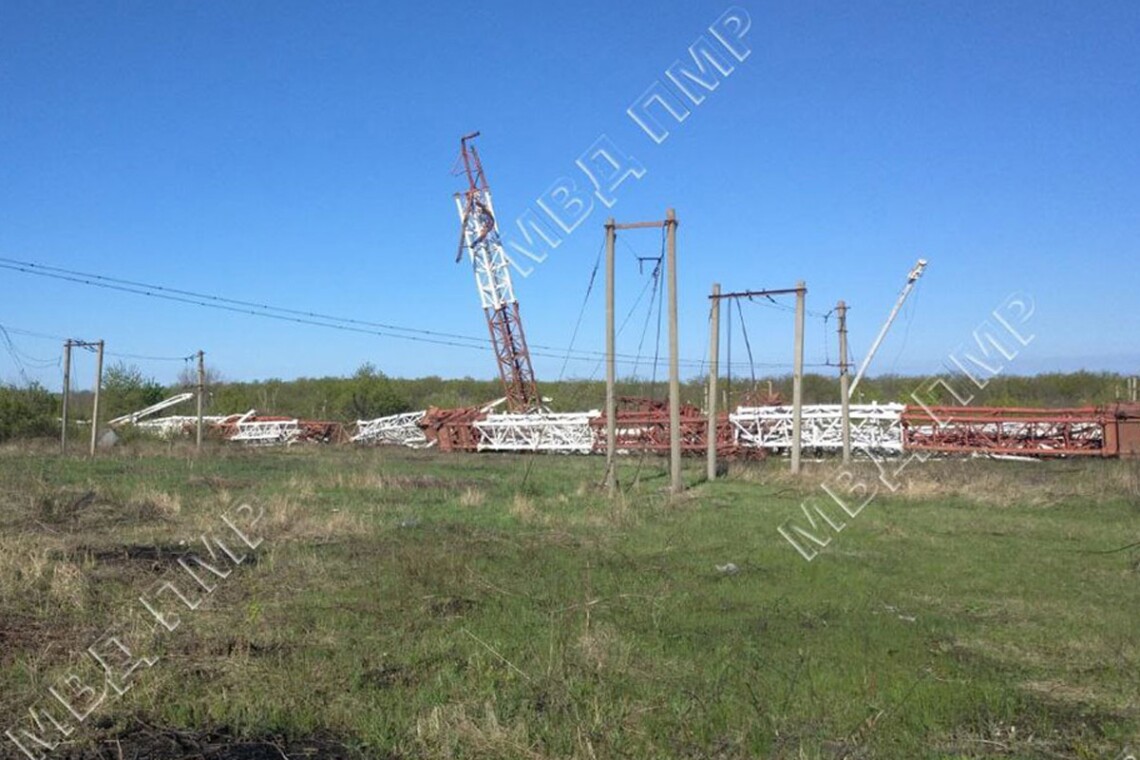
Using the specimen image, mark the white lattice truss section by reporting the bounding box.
[109,393,195,427]
[230,419,301,446]
[731,403,906,452]
[456,191,515,311]
[475,411,599,453]
[352,411,431,448]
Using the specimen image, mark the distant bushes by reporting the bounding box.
[102,362,166,421]
[0,383,57,442]
[200,370,1138,419]
[207,363,412,420]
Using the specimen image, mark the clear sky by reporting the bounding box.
[2,1,1138,391]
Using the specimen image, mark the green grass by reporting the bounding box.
[1,441,1137,759]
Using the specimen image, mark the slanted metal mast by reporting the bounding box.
[454,132,539,413]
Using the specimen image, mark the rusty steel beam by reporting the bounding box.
[484,301,538,415]
[902,406,1106,456]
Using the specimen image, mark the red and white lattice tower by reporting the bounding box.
[454,132,539,413]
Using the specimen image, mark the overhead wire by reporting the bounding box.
[0,325,33,384]
[889,275,922,373]
[735,298,757,388]
[557,237,604,382]
[0,256,764,372]
[821,309,834,367]
[626,225,668,489]
[631,254,663,384]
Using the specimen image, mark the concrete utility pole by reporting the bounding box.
[61,340,72,454]
[604,218,617,494]
[850,258,927,396]
[791,282,806,474]
[837,301,851,465]
[89,340,104,457]
[707,283,721,481]
[196,350,205,451]
[665,208,681,494]
[606,212,681,493]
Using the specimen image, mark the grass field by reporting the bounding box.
[0,441,1137,759]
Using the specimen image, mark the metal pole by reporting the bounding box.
[196,350,205,451]
[61,340,71,454]
[89,340,104,457]
[604,218,617,494]
[707,283,721,481]
[666,208,682,493]
[791,282,805,474]
[837,300,851,465]
[850,258,927,396]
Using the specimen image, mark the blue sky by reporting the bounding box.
[2,0,1138,391]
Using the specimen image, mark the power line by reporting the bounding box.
[0,325,33,384]
[0,258,496,350]
[0,256,748,369]
[1,256,671,365]
[1,325,69,342]
[0,257,490,343]
[735,298,757,386]
[1,257,821,372]
[557,238,604,381]
[107,351,197,362]
[0,321,194,366]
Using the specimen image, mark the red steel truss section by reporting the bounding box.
[901,406,1107,456]
[485,301,537,414]
[418,405,486,453]
[589,397,745,457]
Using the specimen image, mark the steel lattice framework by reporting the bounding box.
[120,403,1134,458]
[901,406,1105,456]
[229,419,301,446]
[455,133,539,413]
[352,411,431,448]
[108,393,195,427]
[474,411,599,453]
[731,404,906,452]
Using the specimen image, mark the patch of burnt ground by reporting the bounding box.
[58,544,261,574]
[360,664,417,690]
[18,724,381,760]
[0,615,74,665]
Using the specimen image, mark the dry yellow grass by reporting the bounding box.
[0,537,52,598]
[510,493,539,524]
[129,486,183,519]
[47,561,88,610]
[416,700,541,760]
[256,493,371,543]
[574,622,626,674]
[459,487,486,508]
[730,458,1140,509]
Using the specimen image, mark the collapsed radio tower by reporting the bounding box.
[454,132,539,413]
